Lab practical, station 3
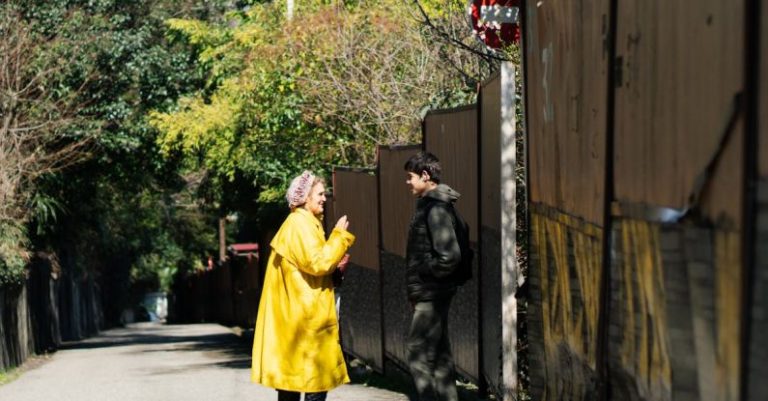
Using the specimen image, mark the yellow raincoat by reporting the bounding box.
[251,207,355,392]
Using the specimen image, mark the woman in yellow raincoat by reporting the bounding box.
[252,170,355,401]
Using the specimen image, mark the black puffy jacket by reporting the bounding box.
[405,184,462,302]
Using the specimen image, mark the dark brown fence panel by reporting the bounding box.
[525,1,609,227]
[0,254,66,372]
[213,263,234,324]
[230,255,260,328]
[424,106,479,241]
[198,271,212,322]
[333,169,379,271]
[750,223,767,380]
[748,6,768,400]
[762,1,768,180]
[379,145,420,257]
[28,254,61,354]
[323,193,337,240]
[524,1,609,400]
[608,219,675,401]
[614,1,744,225]
[0,285,35,371]
[58,271,101,341]
[333,168,383,371]
[610,2,745,401]
[424,105,480,382]
[378,145,419,371]
[749,175,768,401]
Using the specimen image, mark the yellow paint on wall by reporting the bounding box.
[714,231,741,401]
[618,220,671,399]
[533,213,743,401]
[572,228,602,367]
[532,212,603,400]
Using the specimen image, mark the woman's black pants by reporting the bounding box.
[277,390,327,401]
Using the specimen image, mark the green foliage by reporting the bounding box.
[125,190,218,292]
[131,235,183,293]
[417,0,465,19]
[151,2,350,201]
[6,0,232,322]
[1,0,494,320]
[0,366,22,385]
[0,221,29,287]
[152,0,474,204]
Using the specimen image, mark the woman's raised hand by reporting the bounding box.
[335,215,349,231]
[337,254,350,273]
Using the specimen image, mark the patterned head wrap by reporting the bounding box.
[286,170,315,208]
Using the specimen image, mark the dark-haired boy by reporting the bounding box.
[403,151,461,401]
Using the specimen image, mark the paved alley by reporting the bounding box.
[0,323,410,401]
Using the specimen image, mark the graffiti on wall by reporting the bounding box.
[531,210,602,400]
[614,220,671,400]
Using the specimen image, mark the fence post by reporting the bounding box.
[742,0,761,399]
[500,62,519,401]
[597,0,619,399]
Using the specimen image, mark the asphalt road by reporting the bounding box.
[0,322,410,401]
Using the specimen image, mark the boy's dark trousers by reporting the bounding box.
[406,297,458,401]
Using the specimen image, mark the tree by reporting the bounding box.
[292,1,476,163]
[25,0,230,323]
[149,3,341,215]
[411,0,521,74]
[0,6,96,285]
[3,0,230,324]
[151,0,480,197]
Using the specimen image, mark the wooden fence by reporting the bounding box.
[523,1,765,401]
[325,66,520,398]
[0,253,102,371]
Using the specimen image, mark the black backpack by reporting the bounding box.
[450,205,474,285]
[425,202,474,285]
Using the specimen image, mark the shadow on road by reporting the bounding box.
[61,323,484,400]
[60,323,252,370]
